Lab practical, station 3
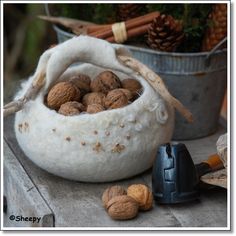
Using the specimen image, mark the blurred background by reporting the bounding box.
[4,4,56,102]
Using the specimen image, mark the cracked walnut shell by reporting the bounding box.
[58,101,85,116]
[106,195,139,220]
[82,92,105,107]
[47,82,81,110]
[127,184,153,211]
[91,71,121,94]
[104,89,128,109]
[102,185,127,209]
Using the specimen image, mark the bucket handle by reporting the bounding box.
[205,37,227,67]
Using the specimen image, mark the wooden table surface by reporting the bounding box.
[3,115,227,228]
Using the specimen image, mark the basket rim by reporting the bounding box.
[41,64,150,119]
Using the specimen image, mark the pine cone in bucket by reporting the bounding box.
[116,4,146,21]
[147,14,185,52]
[202,4,227,51]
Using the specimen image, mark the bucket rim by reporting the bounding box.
[53,25,227,57]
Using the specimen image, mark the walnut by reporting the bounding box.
[69,74,91,97]
[87,104,105,114]
[82,92,105,107]
[127,184,153,211]
[58,101,85,116]
[104,89,128,109]
[75,73,91,85]
[47,82,81,110]
[117,88,133,101]
[106,195,139,220]
[102,185,127,209]
[122,79,142,99]
[91,71,121,94]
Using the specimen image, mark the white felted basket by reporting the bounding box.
[13,36,176,182]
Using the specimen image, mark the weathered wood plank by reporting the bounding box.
[166,187,227,227]
[4,116,181,227]
[3,140,54,227]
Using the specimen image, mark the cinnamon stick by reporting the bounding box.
[86,24,111,34]
[106,23,151,43]
[88,11,160,39]
[125,11,160,31]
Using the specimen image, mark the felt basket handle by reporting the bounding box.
[3,36,132,116]
[3,36,193,122]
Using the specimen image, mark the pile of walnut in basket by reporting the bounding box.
[46,70,142,115]
[102,184,153,220]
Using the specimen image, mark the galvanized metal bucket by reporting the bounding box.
[51,23,227,140]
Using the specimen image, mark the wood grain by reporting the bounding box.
[3,140,54,227]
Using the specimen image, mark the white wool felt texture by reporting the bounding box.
[45,36,133,90]
[14,37,175,182]
[15,35,133,97]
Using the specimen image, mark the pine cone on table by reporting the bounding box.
[147,14,185,52]
[202,4,227,51]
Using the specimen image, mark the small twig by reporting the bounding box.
[117,55,193,123]
[38,15,96,35]
[3,100,24,117]
[3,72,45,117]
[4,100,20,109]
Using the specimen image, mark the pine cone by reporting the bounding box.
[116,4,146,21]
[147,14,185,52]
[202,4,227,51]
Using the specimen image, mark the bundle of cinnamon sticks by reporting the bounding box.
[87,11,160,42]
[39,11,160,43]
